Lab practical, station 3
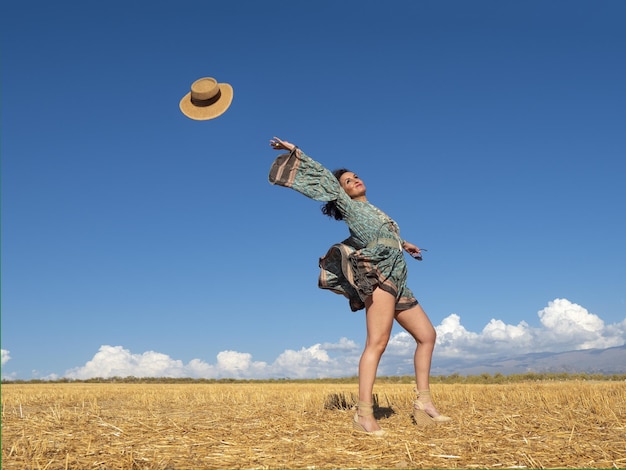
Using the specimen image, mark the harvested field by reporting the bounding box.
[2,381,625,469]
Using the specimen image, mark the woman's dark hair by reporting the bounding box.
[321,168,350,221]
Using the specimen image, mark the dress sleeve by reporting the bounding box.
[268,148,343,203]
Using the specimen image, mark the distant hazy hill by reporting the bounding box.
[432,345,626,376]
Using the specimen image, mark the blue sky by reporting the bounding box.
[2,1,625,380]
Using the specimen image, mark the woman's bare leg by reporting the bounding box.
[395,303,446,418]
[357,287,396,432]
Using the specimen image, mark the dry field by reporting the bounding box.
[1,381,624,469]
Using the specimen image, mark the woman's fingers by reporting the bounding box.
[270,137,284,149]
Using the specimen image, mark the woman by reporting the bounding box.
[268,137,450,435]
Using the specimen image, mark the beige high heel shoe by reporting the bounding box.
[413,390,452,425]
[352,401,386,436]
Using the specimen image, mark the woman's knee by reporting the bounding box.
[366,334,390,354]
[406,318,436,346]
[419,325,437,347]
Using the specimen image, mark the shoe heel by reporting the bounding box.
[412,400,436,427]
[352,413,367,432]
[353,404,386,436]
[413,408,436,426]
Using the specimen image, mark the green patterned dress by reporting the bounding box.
[269,147,418,312]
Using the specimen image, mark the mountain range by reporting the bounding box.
[431,345,626,376]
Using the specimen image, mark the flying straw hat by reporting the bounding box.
[179,77,233,120]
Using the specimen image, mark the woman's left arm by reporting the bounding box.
[268,136,343,203]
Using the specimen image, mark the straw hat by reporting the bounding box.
[179,77,233,120]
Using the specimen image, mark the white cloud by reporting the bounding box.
[215,351,267,378]
[64,340,360,380]
[1,349,10,366]
[536,298,620,350]
[1,350,16,380]
[436,316,535,359]
[321,337,359,351]
[65,346,187,379]
[51,298,626,380]
[270,343,351,379]
[434,298,625,362]
[436,314,482,358]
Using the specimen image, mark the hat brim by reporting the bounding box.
[179,83,234,120]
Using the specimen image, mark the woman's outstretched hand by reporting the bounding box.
[402,241,425,260]
[270,137,296,152]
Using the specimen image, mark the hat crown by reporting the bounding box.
[191,77,219,100]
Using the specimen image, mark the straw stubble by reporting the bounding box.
[2,381,625,469]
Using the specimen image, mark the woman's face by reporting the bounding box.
[339,171,367,200]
